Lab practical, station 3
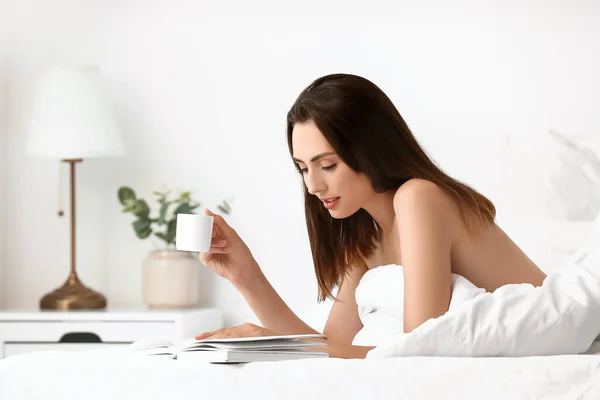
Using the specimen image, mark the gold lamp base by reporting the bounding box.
[40,159,107,311]
[40,273,107,311]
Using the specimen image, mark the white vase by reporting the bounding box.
[142,249,201,309]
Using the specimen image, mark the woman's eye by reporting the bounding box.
[297,164,337,175]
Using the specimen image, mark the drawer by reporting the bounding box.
[4,342,131,357]
[0,321,177,343]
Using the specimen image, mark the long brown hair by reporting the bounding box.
[286,74,495,302]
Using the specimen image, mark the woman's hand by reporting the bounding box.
[195,323,278,340]
[199,208,262,285]
[194,323,375,359]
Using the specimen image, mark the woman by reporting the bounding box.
[194,73,547,358]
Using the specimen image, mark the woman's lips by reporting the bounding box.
[323,197,340,209]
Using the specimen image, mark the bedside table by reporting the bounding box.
[0,307,222,359]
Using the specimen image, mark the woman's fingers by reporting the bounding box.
[212,239,227,248]
[208,245,230,253]
[209,239,229,253]
[195,329,221,340]
[198,239,230,262]
[195,324,269,341]
[199,245,229,259]
[195,328,232,340]
[204,208,235,238]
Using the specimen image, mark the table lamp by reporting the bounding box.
[26,65,126,310]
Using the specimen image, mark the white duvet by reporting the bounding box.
[352,265,486,347]
[354,255,600,358]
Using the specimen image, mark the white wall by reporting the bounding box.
[0,8,8,308]
[0,59,5,309]
[2,0,600,326]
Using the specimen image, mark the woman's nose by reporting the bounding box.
[305,172,326,195]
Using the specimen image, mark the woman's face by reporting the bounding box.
[291,120,373,219]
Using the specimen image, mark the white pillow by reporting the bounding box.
[499,220,596,275]
[507,129,600,221]
[425,129,600,223]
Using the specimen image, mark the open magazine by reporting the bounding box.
[130,333,329,364]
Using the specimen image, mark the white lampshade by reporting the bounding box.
[26,65,125,159]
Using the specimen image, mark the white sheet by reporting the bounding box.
[1,345,600,399]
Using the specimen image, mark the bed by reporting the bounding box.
[1,342,600,399]
[2,221,600,398]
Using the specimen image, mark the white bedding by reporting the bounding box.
[363,252,600,358]
[1,345,600,400]
[5,222,600,398]
[351,260,600,359]
[353,265,485,346]
[4,266,600,399]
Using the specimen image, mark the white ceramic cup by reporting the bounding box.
[175,214,214,252]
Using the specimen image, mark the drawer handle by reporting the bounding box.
[59,332,103,343]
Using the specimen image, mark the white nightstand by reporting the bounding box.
[0,307,222,359]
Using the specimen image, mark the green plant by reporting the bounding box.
[118,186,233,247]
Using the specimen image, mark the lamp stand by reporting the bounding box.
[40,159,107,310]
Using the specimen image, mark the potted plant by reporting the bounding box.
[118,186,232,309]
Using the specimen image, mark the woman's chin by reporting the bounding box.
[328,208,351,219]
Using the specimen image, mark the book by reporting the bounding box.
[130,333,329,364]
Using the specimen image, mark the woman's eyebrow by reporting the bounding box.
[292,152,335,164]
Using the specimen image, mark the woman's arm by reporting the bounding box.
[212,264,373,358]
[311,267,374,357]
[322,265,368,344]
[393,179,455,333]
[234,269,319,335]
[234,262,367,340]
[196,321,376,358]
[308,339,375,359]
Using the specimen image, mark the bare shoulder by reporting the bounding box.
[394,179,453,205]
[393,178,461,230]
